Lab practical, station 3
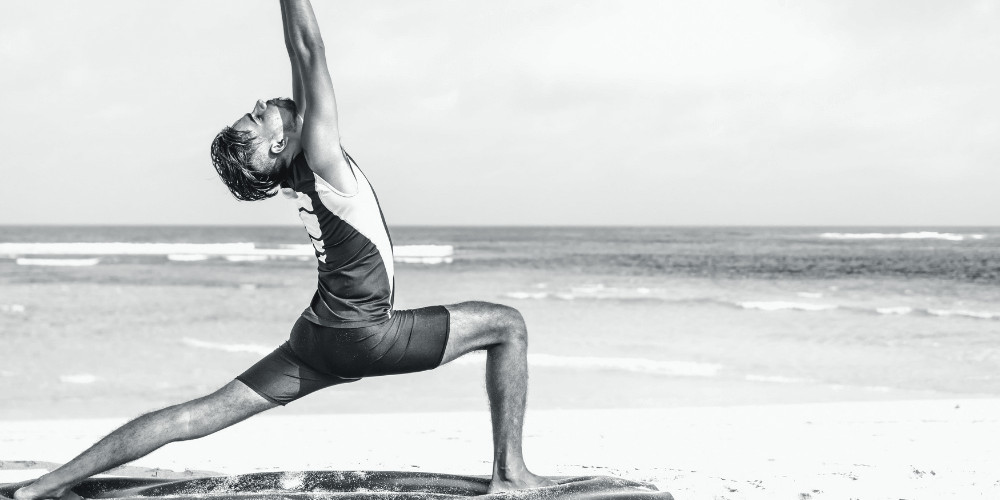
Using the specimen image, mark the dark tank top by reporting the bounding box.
[281,150,394,327]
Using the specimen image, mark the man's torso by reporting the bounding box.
[282,150,394,327]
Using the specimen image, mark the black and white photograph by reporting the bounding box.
[1,1,998,499]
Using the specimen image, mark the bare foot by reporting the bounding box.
[488,471,557,493]
[13,483,83,500]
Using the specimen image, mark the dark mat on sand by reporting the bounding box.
[1,470,672,500]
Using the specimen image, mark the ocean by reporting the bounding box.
[1,225,998,419]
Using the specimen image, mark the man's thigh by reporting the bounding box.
[440,301,520,365]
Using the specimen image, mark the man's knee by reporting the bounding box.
[474,301,527,345]
[137,404,194,442]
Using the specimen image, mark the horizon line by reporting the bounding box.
[1,223,998,229]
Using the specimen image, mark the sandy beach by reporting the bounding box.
[3,399,999,499]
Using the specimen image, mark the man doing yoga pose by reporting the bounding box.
[14,2,552,498]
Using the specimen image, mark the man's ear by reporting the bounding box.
[270,138,287,155]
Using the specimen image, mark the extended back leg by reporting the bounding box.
[14,380,276,500]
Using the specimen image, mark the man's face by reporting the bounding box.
[232,98,298,142]
[230,98,298,173]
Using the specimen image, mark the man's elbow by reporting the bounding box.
[289,35,326,59]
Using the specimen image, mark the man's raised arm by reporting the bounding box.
[280,0,354,194]
[280,1,305,109]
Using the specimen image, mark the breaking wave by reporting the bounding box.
[876,306,913,315]
[0,242,454,264]
[744,374,813,384]
[819,232,985,241]
[0,304,25,314]
[737,301,838,312]
[181,338,274,356]
[16,258,100,267]
[926,309,1000,320]
[453,352,722,377]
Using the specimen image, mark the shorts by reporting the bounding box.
[236,306,450,405]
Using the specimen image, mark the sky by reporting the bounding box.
[1,0,997,226]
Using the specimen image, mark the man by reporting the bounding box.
[14,2,553,499]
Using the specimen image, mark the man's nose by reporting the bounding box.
[255,99,267,113]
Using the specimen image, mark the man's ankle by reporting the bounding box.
[493,462,529,479]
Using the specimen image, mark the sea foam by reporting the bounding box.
[16,258,100,267]
[0,242,454,264]
[745,374,812,384]
[181,338,273,356]
[504,292,550,300]
[224,255,269,262]
[393,245,455,264]
[1,242,256,256]
[926,309,1000,320]
[504,284,664,302]
[453,352,722,377]
[876,306,913,315]
[0,304,26,314]
[819,231,984,241]
[738,301,837,312]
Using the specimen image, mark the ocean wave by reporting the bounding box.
[876,306,913,315]
[16,257,100,267]
[0,242,455,264]
[926,309,1000,320]
[0,242,257,256]
[744,374,812,384]
[395,245,454,257]
[224,255,269,262]
[738,301,837,312]
[504,292,549,300]
[819,231,984,241]
[395,256,454,264]
[862,385,893,392]
[394,245,454,264]
[453,352,721,377]
[181,337,274,356]
[281,243,454,262]
[504,284,662,302]
[502,288,849,312]
[0,304,26,314]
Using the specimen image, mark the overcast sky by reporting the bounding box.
[1,0,997,226]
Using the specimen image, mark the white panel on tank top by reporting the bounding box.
[291,191,327,261]
[311,162,395,294]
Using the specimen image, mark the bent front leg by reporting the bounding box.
[440,301,554,492]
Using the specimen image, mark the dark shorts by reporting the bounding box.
[236,306,450,405]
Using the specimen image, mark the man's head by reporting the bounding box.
[210,98,300,201]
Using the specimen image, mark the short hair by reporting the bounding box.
[210,127,286,201]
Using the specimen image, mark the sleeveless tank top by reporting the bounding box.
[281,150,394,327]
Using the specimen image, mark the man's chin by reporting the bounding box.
[269,97,297,114]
